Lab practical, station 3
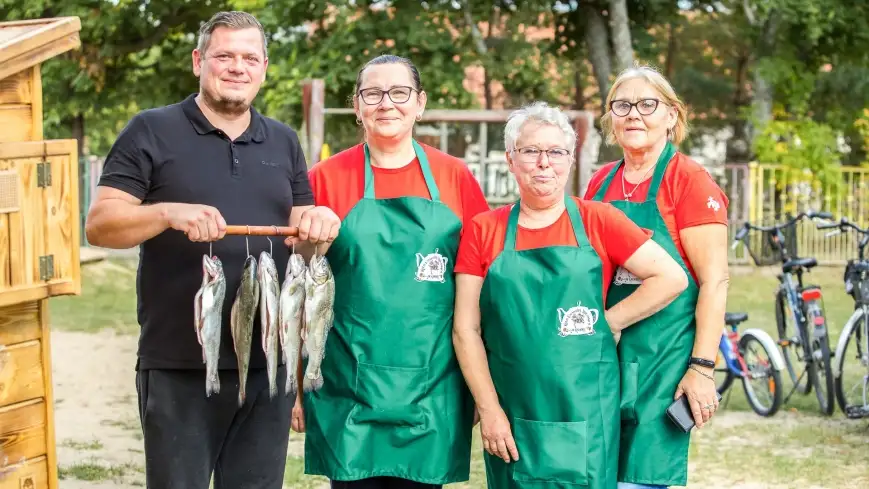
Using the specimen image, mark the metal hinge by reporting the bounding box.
[39,255,54,281]
[37,161,52,187]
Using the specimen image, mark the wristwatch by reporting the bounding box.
[688,356,715,369]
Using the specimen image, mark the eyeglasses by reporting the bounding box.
[357,86,417,105]
[609,99,663,117]
[512,147,572,164]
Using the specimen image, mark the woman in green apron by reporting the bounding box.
[452,101,690,489]
[291,55,491,489]
[584,65,730,488]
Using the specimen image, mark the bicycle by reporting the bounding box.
[732,211,836,415]
[816,216,869,419]
[714,312,784,416]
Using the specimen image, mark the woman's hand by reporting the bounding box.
[478,405,520,463]
[674,366,718,428]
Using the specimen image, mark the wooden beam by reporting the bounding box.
[0,17,81,67]
[30,65,42,141]
[40,300,59,489]
[308,79,325,165]
[0,33,81,83]
[323,107,593,123]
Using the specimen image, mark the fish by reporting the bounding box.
[303,253,335,392]
[230,255,260,406]
[258,251,281,399]
[194,254,226,397]
[279,252,307,397]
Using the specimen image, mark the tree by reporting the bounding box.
[1,0,232,155]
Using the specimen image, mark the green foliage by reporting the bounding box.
[753,118,842,173]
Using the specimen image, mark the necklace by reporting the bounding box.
[621,163,656,199]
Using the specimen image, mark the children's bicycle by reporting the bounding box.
[715,312,785,416]
[816,216,869,419]
[732,211,836,415]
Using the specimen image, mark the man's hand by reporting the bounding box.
[285,206,340,248]
[162,203,227,242]
[291,394,305,433]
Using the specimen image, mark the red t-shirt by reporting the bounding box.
[454,197,651,303]
[308,143,491,232]
[583,152,728,281]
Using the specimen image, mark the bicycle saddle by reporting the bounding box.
[783,257,818,273]
[724,312,748,325]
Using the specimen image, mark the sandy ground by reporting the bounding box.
[50,328,866,489]
[50,329,308,489]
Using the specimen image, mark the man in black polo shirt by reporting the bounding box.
[85,11,339,489]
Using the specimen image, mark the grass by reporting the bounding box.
[49,257,139,334]
[52,258,869,488]
[57,460,142,482]
[61,438,104,451]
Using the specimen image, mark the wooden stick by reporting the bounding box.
[225,225,299,237]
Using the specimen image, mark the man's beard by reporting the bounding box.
[202,88,250,117]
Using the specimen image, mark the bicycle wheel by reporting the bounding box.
[804,298,835,416]
[775,288,810,394]
[834,310,869,418]
[739,332,783,417]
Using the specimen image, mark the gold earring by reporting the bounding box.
[416,113,423,121]
[356,118,362,126]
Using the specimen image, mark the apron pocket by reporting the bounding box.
[619,361,639,423]
[511,417,588,485]
[353,362,428,427]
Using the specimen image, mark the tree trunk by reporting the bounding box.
[574,59,586,110]
[464,1,493,109]
[727,52,752,162]
[584,5,612,114]
[664,21,677,79]
[70,113,85,157]
[608,0,634,72]
[748,8,780,135]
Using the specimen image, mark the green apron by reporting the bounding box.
[591,141,699,487]
[479,197,620,489]
[304,140,474,484]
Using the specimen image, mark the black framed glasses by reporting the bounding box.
[357,86,417,105]
[609,98,663,117]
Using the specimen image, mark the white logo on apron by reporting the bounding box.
[415,248,448,283]
[613,267,642,285]
[557,301,599,337]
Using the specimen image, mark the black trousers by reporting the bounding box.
[136,365,292,489]
[330,477,442,489]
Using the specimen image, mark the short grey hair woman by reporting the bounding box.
[452,101,689,489]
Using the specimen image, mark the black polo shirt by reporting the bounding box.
[98,93,314,371]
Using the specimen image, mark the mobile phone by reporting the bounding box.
[665,392,723,433]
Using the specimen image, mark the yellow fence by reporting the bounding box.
[717,163,869,265]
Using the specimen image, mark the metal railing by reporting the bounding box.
[716,162,869,265]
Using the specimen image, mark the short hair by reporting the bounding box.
[197,11,268,58]
[504,101,577,156]
[354,55,423,96]
[601,63,688,145]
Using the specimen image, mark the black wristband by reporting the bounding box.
[688,357,715,369]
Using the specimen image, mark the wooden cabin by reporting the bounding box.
[0,16,82,489]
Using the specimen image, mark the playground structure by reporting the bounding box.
[0,15,83,489]
[300,79,602,204]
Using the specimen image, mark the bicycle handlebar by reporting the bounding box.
[816,217,869,235]
[734,211,832,236]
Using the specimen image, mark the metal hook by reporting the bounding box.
[245,235,250,257]
[209,242,213,257]
[267,236,273,255]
